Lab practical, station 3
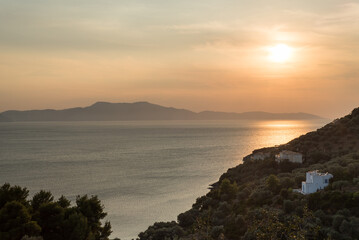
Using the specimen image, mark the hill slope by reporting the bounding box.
[138,107,359,240]
[0,102,323,122]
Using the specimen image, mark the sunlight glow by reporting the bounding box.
[262,120,302,128]
[268,44,293,63]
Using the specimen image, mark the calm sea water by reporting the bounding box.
[0,120,328,239]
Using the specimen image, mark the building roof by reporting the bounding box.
[307,170,333,177]
[253,152,268,156]
[280,150,302,156]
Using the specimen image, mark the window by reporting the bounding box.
[325,179,328,183]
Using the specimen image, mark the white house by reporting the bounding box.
[301,170,333,194]
[251,152,270,160]
[275,150,303,163]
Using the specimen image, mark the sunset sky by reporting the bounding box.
[1,0,358,118]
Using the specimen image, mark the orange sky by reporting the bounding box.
[0,0,358,118]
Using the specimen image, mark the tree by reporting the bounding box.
[31,191,54,211]
[266,175,280,194]
[0,183,29,208]
[0,201,41,240]
[100,221,112,240]
[57,196,71,208]
[76,195,111,240]
[0,184,112,240]
[36,203,64,240]
[62,211,88,240]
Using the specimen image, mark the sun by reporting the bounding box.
[267,44,293,63]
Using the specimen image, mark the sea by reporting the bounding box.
[0,120,328,239]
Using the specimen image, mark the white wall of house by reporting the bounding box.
[251,152,270,160]
[276,151,303,163]
[301,171,333,194]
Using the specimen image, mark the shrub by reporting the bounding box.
[177,209,198,228]
[249,189,272,206]
[219,179,238,200]
[332,215,345,230]
[280,177,295,189]
[138,222,184,240]
[332,181,350,190]
[283,200,295,214]
[210,225,224,239]
[307,152,331,164]
[280,188,289,199]
[21,236,43,240]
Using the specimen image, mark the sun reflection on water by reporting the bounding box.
[235,120,327,163]
[260,120,306,128]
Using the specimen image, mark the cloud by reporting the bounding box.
[318,2,359,26]
[0,0,358,117]
[161,21,234,33]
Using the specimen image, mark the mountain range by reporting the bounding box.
[0,101,324,122]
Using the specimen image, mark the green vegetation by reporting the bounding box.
[139,108,359,239]
[0,184,111,240]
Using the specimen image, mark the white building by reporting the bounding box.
[301,170,333,194]
[275,150,303,163]
[251,152,270,160]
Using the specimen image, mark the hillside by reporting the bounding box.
[138,107,359,240]
[0,102,323,122]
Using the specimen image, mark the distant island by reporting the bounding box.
[0,101,324,122]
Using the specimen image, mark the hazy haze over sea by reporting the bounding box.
[0,120,328,239]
